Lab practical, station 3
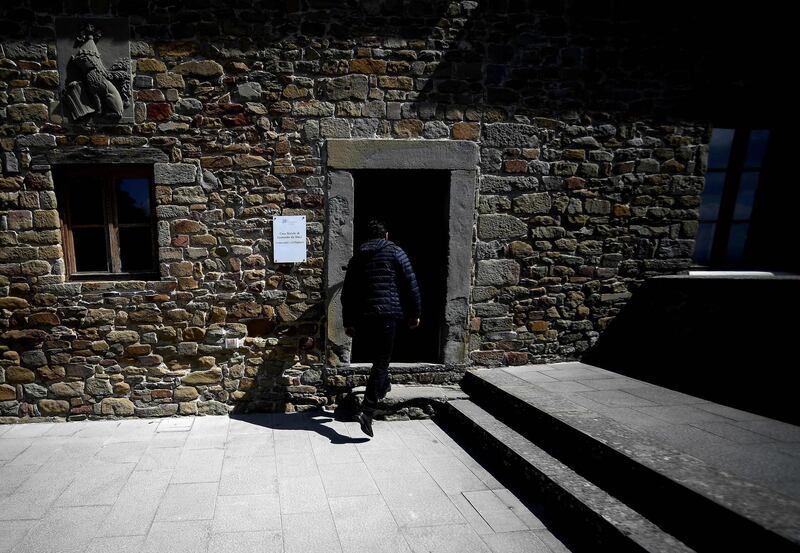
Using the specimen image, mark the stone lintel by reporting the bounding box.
[326,139,479,170]
[32,147,169,166]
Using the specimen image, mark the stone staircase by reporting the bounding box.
[439,367,800,553]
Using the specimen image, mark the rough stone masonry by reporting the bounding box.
[0,1,710,422]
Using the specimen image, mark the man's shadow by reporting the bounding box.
[229,411,369,444]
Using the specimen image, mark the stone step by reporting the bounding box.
[334,384,468,420]
[459,369,800,552]
[442,399,693,553]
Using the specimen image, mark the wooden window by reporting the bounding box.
[694,128,770,267]
[55,165,156,279]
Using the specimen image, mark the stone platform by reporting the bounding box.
[448,363,800,552]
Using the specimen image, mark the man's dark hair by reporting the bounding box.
[366,219,388,239]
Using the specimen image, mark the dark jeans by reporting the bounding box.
[355,318,396,416]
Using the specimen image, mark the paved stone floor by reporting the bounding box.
[0,413,570,553]
[502,363,800,501]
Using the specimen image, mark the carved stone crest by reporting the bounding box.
[56,18,133,124]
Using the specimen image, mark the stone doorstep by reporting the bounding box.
[333,384,469,420]
[349,384,468,403]
[464,368,800,549]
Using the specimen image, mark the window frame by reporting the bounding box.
[55,164,158,280]
[694,127,771,268]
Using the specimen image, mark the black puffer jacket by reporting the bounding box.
[341,239,421,326]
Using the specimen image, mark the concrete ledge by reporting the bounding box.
[326,139,479,170]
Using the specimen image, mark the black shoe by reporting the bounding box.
[357,412,374,438]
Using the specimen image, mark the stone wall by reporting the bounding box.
[0,1,711,421]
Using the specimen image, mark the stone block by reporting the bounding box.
[475,259,520,286]
[483,123,539,147]
[6,366,35,384]
[322,75,368,101]
[512,193,552,214]
[0,384,16,401]
[175,386,199,401]
[320,118,352,138]
[154,163,198,185]
[100,397,135,416]
[175,60,224,77]
[181,367,222,385]
[39,398,70,416]
[478,214,527,240]
[236,82,263,102]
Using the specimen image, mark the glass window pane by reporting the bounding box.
[745,129,770,168]
[693,223,715,265]
[117,179,152,224]
[708,128,735,169]
[72,228,109,272]
[726,222,750,264]
[734,171,760,220]
[119,227,154,271]
[69,178,105,225]
[699,172,726,221]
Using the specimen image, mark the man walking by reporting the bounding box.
[341,219,421,438]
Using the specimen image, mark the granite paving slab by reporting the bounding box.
[0,413,573,553]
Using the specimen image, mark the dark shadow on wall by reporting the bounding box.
[582,276,800,425]
[1,1,787,124]
[414,0,789,124]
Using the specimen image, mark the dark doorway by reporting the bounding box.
[350,170,450,364]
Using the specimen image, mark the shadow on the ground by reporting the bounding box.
[582,276,800,425]
[229,411,369,444]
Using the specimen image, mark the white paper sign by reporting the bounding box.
[273,215,307,263]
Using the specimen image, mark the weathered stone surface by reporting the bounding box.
[350,58,387,74]
[236,82,263,101]
[154,163,198,185]
[85,377,113,396]
[175,60,224,77]
[49,382,84,398]
[181,367,222,385]
[0,297,29,309]
[585,198,612,214]
[453,122,480,141]
[100,397,135,416]
[475,260,521,286]
[38,399,69,416]
[197,400,229,415]
[6,366,35,384]
[0,384,16,401]
[105,330,140,344]
[16,134,57,149]
[481,176,538,193]
[483,123,539,147]
[4,42,48,60]
[423,120,449,139]
[320,118,351,138]
[176,97,202,114]
[138,58,167,72]
[478,214,528,240]
[322,75,368,101]
[21,350,47,367]
[174,386,199,401]
[513,193,552,214]
[292,101,335,117]
[8,104,49,122]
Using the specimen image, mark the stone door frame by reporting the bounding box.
[324,139,479,368]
